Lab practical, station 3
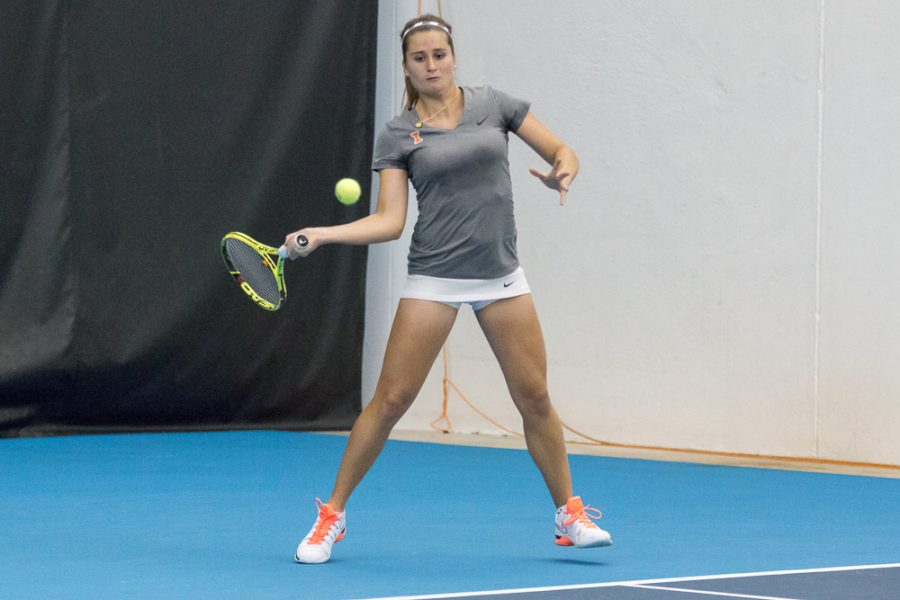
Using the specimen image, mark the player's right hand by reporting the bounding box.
[283,228,319,259]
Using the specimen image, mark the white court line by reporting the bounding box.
[358,562,900,600]
[626,583,801,600]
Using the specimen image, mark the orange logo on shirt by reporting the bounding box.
[410,130,423,145]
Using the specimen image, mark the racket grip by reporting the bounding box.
[277,235,309,259]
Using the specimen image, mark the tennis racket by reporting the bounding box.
[220,231,307,311]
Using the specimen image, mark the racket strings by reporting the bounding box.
[224,238,280,305]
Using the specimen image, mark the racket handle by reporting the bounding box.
[277,234,309,259]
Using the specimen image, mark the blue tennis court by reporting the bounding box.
[2,431,898,599]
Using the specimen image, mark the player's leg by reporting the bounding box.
[296,299,458,563]
[474,294,572,505]
[328,298,459,510]
[475,294,611,548]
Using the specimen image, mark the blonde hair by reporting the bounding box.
[400,13,454,110]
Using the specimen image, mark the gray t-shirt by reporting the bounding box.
[372,85,530,279]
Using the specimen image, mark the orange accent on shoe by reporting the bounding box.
[555,536,574,546]
[563,496,603,529]
[308,498,343,545]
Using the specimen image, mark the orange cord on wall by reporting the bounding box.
[431,345,900,471]
[417,0,443,17]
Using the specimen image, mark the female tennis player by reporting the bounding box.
[286,13,611,564]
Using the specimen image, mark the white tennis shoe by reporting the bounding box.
[295,498,346,564]
[555,496,612,548]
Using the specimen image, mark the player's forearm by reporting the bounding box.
[316,213,404,246]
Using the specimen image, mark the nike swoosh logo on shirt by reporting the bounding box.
[476,114,488,125]
[503,281,514,287]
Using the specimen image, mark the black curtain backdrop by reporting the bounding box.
[0,1,377,436]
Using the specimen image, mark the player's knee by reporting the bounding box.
[514,387,553,420]
[373,388,416,422]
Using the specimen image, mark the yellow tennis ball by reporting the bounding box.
[335,178,361,205]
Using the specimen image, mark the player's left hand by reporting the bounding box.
[529,158,572,206]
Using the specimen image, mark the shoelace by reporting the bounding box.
[308,498,340,544]
[563,504,603,529]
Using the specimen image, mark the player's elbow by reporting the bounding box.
[372,204,406,242]
[387,225,404,241]
[381,215,405,241]
[374,221,403,242]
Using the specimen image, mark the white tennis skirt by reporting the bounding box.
[401,267,531,310]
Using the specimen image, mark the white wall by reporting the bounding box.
[364,1,900,466]
[817,1,900,465]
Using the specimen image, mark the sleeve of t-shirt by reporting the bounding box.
[490,87,531,133]
[371,125,408,172]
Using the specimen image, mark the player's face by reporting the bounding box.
[404,30,456,97]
